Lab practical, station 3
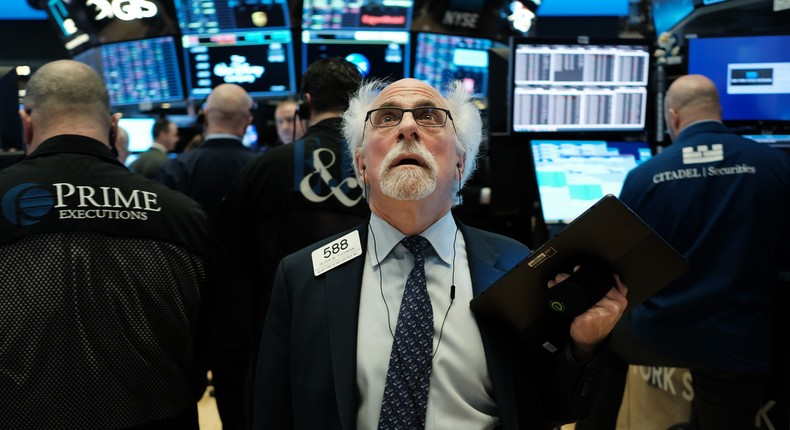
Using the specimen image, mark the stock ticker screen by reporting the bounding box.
[74,36,185,106]
[302,0,413,31]
[174,0,290,35]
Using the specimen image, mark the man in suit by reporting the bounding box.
[252,78,628,429]
[130,117,178,178]
[156,83,258,222]
[576,75,790,429]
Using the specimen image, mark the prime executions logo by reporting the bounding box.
[2,182,161,226]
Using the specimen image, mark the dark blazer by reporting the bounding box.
[253,221,608,430]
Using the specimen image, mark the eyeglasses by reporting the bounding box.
[365,106,453,128]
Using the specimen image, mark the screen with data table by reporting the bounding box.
[412,32,496,98]
[174,0,290,34]
[73,36,185,107]
[510,38,650,133]
[531,139,652,223]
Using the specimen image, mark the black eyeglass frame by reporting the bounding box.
[364,106,455,128]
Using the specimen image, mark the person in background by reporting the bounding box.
[576,74,790,430]
[213,58,371,429]
[115,125,130,165]
[252,78,628,429]
[130,117,178,178]
[0,59,220,429]
[274,98,304,145]
[156,83,258,222]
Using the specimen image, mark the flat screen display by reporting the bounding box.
[531,139,652,223]
[537,0,629,16]
[687,34,790,123]
[302,0,413,31]
[651,0,695,35]
[73,36,185,107]
[174,0,290,35]
[183,30,296,99]
[413,32,496,98]
[743,134,790,149]
[510,37,650,134]
[302,30,409,80]
[118,117,156,152]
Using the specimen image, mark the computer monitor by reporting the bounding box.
[651,0,696,35]
[45,0,177,54]
[536,0,629,16]
[302,0,413,31]
[412,32,498,98]
[0,67,23,151]
[182,30,297,100]
[118,117,156,152]
[531,139,653,224]
[509,37,650,134]
[687,34,790,124]
[73,36,185,107]
[302,30,409,80]
[173,0,290,35]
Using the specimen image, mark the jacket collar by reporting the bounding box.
[28,134,124,167]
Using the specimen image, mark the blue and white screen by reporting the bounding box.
[531,139,652,223]
[688,35,790,122]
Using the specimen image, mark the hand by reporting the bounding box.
[547,270,628,361]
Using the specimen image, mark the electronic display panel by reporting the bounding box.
[531,139,652,223]
[536,0,629,16]
[302,30,409,80]
[183,30,296,99]
[45,0,177,53]
[302,0,413,31]
[651,0,695,35]
[118,117,156,152]
[173,0,290,35]
[509,37,650,134]
[73,35,185,107]
[412,32,497,98]
[687,34,790,123]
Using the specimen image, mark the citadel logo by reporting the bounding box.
[2,183,55,226]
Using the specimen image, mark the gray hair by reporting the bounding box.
[341,79,482,192]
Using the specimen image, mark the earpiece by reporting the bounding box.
[296,93,310,120]
[362,164,366,171]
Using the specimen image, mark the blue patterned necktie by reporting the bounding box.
[378,235,433,430]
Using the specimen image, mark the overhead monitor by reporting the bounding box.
[173,0,290,35]
[4,0,48,19]
[536,0,629,16]
[302,0,413,31]
[182,30,297,99]
[509,37,650,134]
[651,0,695,35]
[118,117,156,152]
[531,139,653,224]
[45,0,177,53]
[73,35,185,107]
[302,30,409,80]
[687,34,790,124]
[412,32,498,98]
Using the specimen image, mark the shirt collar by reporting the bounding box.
[368,210,457,268]
[151,142,167,153]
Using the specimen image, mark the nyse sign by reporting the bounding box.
[86,0,158,22]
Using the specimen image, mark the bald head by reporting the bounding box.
[203,84,254,137]
[664,74,722,139]
[20,60,115,152]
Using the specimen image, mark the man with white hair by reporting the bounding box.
[252,78,628,429]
